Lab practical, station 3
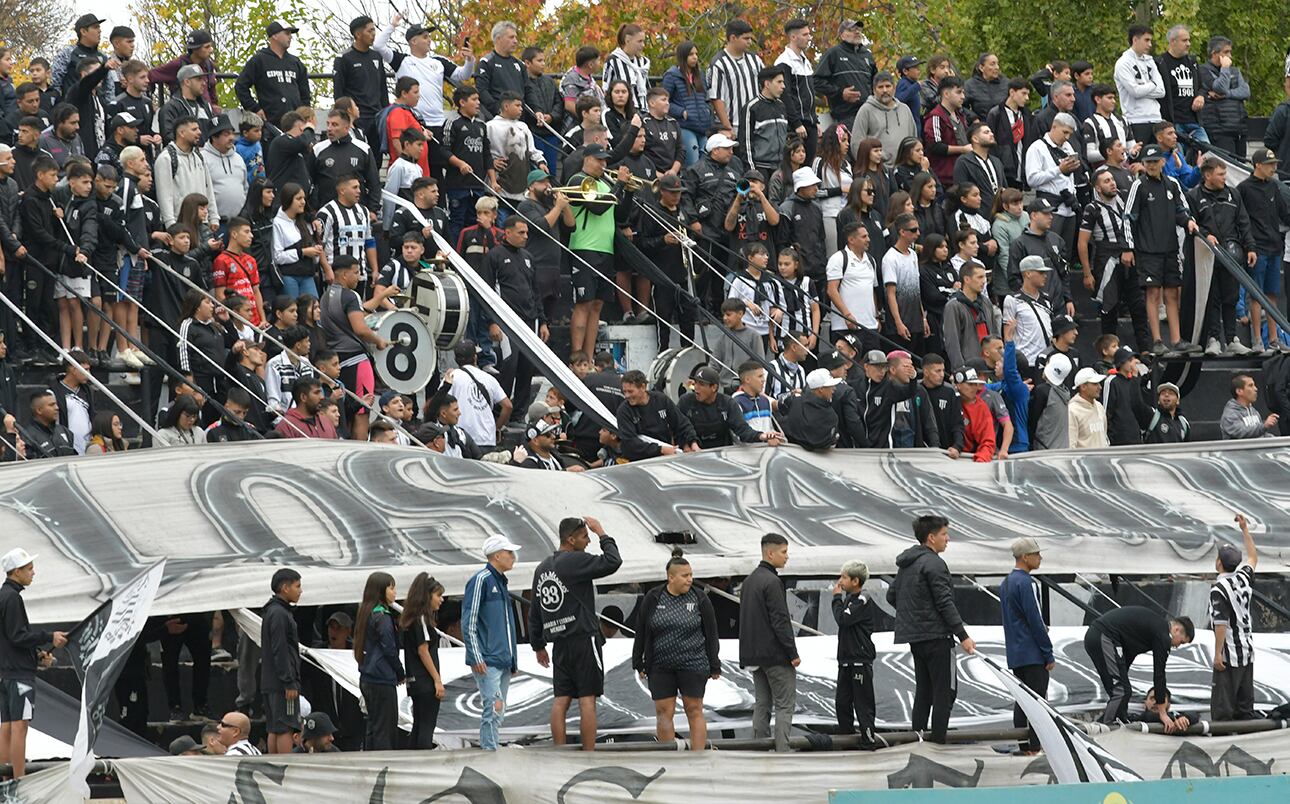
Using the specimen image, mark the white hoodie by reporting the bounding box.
[1113,48,1166,125]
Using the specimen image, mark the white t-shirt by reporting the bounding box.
[63,387,91,455]
[449,365,507,447]
[826,247,878,332]
[1002,292,1053,364]
[728,271,772,336]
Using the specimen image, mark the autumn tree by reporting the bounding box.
[0,0,73,59]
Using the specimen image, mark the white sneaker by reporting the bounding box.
[118,348,143,370]
[1226,338,1253,356]
[133,347,155,366]
[1204,338,1223,357]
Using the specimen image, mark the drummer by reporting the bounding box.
[321,256,397,441]
[373,233,429,311]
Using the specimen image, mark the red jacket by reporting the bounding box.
[923,103,969,188]
[275,407,339,439]
[385,105,431,177]
[960,394,996,462]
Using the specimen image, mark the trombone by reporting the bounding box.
[549,176,619,205]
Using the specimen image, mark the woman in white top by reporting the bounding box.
[813,123,853,258]
[154,395,207,447]
[272,183,330,299]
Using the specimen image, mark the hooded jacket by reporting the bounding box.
[1220,399,1270,440]
[662,66,713,136]
[235,46,312,126]
[1028,381,1070,450]
[1113,48,1166,125]
[832,591,876,664]
[155,142,220,227]
[738,560,799,667]
[960,393,997,461]
[887,544,968,644]
[851,94,918,167]
[260,595,300,692]
[201,141,249,222]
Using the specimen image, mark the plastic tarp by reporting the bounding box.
[2,439,1287,622]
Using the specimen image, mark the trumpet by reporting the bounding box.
[549,176,619,204]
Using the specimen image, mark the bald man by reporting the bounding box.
[216,711,261,755]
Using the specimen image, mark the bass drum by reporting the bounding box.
[411,271,469,350]
[646,346,708,402]
[365,310,436,394]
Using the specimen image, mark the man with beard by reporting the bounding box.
[1144,381,1191,443]
[515,170,570,324]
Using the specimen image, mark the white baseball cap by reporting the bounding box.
[482,535,521,557]
[0,548,36,573]
[1073,367,1106,387]
[806,367,842,389]
[706,133,737,151]
[1042,352,1073,386]
[792,167,822,191]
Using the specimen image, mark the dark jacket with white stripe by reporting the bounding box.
[311,135,381,213]
[738,95,788,171]
[1124,172,1190,254]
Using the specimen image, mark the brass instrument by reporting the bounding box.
[623,172,660,193]
[735,178,752,196]
[549,176,619,204]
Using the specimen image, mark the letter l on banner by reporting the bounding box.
[66,561,166,797]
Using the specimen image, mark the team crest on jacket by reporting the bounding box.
[350,157,359,166]
[324,157,334,167]
[685,601,696,612]
[1161,423,1170,433]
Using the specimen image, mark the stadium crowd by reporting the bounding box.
[0,8,1283,769]
[0,15,1289,462]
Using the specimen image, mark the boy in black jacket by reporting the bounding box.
[18,156,70,358]
[833,560,877,746]
[440,86,494,245]
[387,177,446,260]
[57,161,98,351]
[260,567,302,754]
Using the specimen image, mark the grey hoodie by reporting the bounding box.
[712,325,767,389]
[1219,399,1270,440]
[201,141,248,223]
[851,94,918,166]
[1032,381,1070,450]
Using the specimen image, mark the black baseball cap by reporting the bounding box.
[658,173,683,192]
[819,350,848,371]
[186,29,213,50]
[1051,314,1078,338]
[1251,147,1280,165]
[1113,346,1136,367]
[406,24,438,41]
[1140,143,1166,162]
[897,56,923,72]
[266,21,300,37]
[1025,197,1056,215]
[583,142,610,160]
[692,366,721,386]
[75,14,106,30]
[301,712,337,740]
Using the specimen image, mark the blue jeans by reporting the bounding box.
[1174,122,1209,162]
[446,189,481,248]
[473,665,511,750]
[280,275,317,299]
[534,132,562,177]
[680,129,707,168]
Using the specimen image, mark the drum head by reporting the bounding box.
[369,310,436,394]
[662,347,708,401]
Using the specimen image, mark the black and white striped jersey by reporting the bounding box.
[1210,563,1255,667]
[706,48,764,136]
[317,200,371,280]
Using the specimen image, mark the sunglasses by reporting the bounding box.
[903,227,920,233]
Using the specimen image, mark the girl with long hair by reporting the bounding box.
[631,549,720,751]
[273,183,329,299]
[178,193,221,279]
[919,233,958,356]
[884,191,914,249]
[945,183,998,269]
[354,571,403,750]
[239,178,280,293]
[177,288,231,424]
[155,394,205,447]
[774,247,820,354]
[852,137,892,217]
[813,123,852,257]
[662,42,711,166]
[836,174,885,266]
[298,293,327,360]
[892,136,934,192]
[400,572,446,750]
[989,187,1029,303]
[84,412,127,454]
[911,171,947,238]
[604,79,637,147]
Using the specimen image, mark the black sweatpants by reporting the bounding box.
[910,637,957,743]
[835,662,876,742]
[362,681,398,750]
[1204,243,1242,345]
[653,282,695,351]
[1084,625,1132,724]
[1011,663,1050,751]
[1211,662,1256,721]
[408,686,442,749]
[20,260,54,352]
[161,612,212,713]
[1093,248,1151,351]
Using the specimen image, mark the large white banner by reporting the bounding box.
[2,439,1287,622]
[112,728,1290,803]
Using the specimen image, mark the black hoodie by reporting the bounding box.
[778,390,838,450]
[616,391,698,461]
[0,578,51,679]
[832,591,876,664]
[236,47,312,126]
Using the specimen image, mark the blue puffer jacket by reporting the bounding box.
[663,66,713,136]
[358,607,405,686]
[462,564,518,672]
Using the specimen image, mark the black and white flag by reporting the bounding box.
[66,561,165,797]
[974,653,1141,784]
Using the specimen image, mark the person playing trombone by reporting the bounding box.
[560,143,629,357]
